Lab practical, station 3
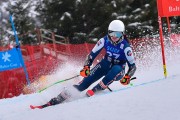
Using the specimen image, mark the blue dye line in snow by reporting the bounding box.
[110,74,178,93]
[0,74,178,105]
[73,74,178,103]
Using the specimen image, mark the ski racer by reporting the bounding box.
[30,20,136,109]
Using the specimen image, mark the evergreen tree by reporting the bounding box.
[123,0,158,38]
[4,0,168,44]
[37,0,75,35]
[37,0,135,43]
[6,0,36,44]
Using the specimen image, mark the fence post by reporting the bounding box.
[36,28,42,45]
[52,32,56,51]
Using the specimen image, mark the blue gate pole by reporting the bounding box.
[9,15,31,85]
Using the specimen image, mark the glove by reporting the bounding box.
[80,66,90,77]
[120,75,131,85]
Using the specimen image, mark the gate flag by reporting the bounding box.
[157,0,180,78]
[0,48,22,71]
[157,0,180,17]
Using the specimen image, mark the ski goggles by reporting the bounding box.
[108,31,123,38]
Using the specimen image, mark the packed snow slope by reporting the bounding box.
[0,45,180,120]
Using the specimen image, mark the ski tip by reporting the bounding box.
[30,105,35,109]
[30,105,43,109]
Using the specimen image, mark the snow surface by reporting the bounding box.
[0,46,180,120]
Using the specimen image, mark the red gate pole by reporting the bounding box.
[166,17,171,33]
[158,16,167,78]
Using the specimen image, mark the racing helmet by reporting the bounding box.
[108,20,125,45]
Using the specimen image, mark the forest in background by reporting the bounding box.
[0,0,180,44]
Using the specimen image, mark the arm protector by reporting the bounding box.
[84,54,93,66]
[126,64,136,77]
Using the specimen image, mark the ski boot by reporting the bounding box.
[86,82,105,97]
[30,89,71,109]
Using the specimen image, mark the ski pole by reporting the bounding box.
[107,86,113,92]
[107,77,137,92]
[38,75,80,93]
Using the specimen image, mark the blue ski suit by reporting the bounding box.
[76,35,136,91]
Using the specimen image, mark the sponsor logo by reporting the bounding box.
[169,6,180,12]
[2,52,11,62]
[107,46,120,53]
[97,40,102,46]
[120,44,124,49]
[0,64,19,69]
[127,50,132,56]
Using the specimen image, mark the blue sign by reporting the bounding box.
[0,48,22,71]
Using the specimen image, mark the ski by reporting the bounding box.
[29,75,179,110]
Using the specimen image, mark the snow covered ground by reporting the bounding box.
[0,46,180,120]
